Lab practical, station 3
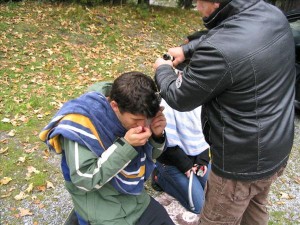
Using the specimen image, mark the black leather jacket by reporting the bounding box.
[155,0,295,180]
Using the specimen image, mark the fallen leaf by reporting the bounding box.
[276,201,285,205]
[25,148,36,153]
[14,191,29,200]
[18,156,26,163]
[288,194,296,199]
[27,166,40,174]
[19,208,33,217]
[0,147,8,154]
[36,185,46,192]
[0,139,8,144]
[0,177,12,185]
[280,192,295,199]
[43,149,50,158]
[13,97,22,104]
[46,48,53,55]
[294,176,300,185]
[46,180,54,189]
[18,115,28,123]
[25,183,34,193]
[280,192,290,199]
[1,118,11,123]
[11,120,18,127]
[33,199,41,204]
[0,192,12,198]
[8,130,16,137]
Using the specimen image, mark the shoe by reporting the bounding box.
[151,167,163,192]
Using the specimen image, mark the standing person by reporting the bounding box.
[152,98,210,214]
[153,0,296,224]
[39,72,175,225]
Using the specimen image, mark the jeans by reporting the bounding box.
[136,196,175,225]
[156,162,211,214]
[199,166,285,225]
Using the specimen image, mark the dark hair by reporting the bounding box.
[109,71,161,118]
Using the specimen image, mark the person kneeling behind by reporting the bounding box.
[152,99,210,214]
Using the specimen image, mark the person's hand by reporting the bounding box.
[153,58,173,70]
[196,165,208,177]
[183,37,190,44]
[167,47,185,67]
[124,126,152,147]
[150,106,166,138]
[153,47,185,70]
[185,166,198,178]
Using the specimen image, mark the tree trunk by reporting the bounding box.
[177,0,193,9]
[280,0,300,12]
[108,0,127,5]
[138,0,150,5]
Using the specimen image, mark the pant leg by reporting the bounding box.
[240,166,286,225]
[240,193,270,225]
[199,171,251,225]
[156,162,205,214]
[135,197,175,225]
[75,211,89,225]
[199,166,286,225]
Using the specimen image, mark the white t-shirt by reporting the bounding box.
[161,99,209,156]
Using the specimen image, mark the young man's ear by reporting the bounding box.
[110,100,119,113]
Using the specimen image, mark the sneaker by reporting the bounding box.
[151,168,163,192]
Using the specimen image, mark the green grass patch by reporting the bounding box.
[269,211,295,225]
[0,1,204,223]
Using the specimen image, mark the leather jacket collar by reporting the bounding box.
[203,0,260,29]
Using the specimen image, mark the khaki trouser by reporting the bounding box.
[199,166,285,225]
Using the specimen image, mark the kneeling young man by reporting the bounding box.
[40,72,175,225]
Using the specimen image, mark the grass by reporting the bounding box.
[1,1,299,225]
[0,1,203,224]
[269,211,295,225]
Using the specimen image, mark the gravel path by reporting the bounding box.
[266,112,300,224]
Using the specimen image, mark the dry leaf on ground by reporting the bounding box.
[19,208,33,217]
[8,130,16,137]
[0,177,12,185]
[14,191,29,200]
[46,180,55,189]
[25,183,34,193]
[0,147,8,154]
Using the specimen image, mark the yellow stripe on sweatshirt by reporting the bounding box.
[61,114,105,149]
[120,165,145,178]
[49,135,62,153]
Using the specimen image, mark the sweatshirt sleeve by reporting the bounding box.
[61,137,138,192]
[194,149,210,166]
[148,135,166,159]
[157,146,193,173]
